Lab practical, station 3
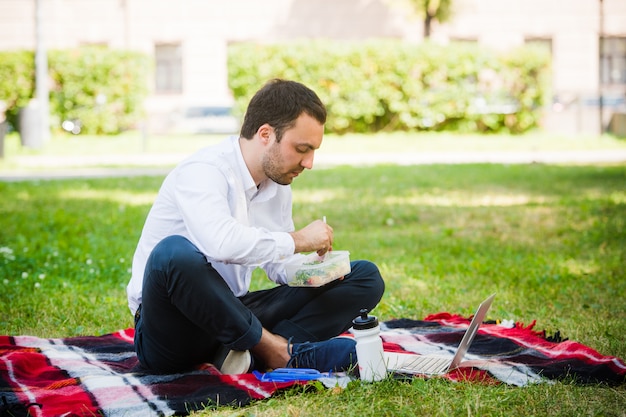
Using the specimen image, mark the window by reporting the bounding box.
[449,38,478,45]
[601,37,626,86]
[525,37,552,55]
[155,43,182,94]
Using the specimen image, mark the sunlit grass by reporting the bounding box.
[383,191,550,207]
[58,188,158,205]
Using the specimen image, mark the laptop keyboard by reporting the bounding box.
[390,354,452,375]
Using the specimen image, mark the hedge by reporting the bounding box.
[0,51,36,131]
[0,47,151,135]
[0,42,550,136]
[227,40,551,134]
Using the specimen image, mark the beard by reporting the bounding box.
[262,142,301,185]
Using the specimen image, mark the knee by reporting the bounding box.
[349,260,385,298]
[152,235,194,256]
[147,235,203,271]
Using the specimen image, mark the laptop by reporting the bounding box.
[384,293,495,375]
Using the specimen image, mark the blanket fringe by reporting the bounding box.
[514,320,568,343]
[424,313,568,342]
[1,396,43,417]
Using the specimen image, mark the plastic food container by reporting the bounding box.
[285,251,351,287]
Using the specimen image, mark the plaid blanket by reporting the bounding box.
[1,316,624,417]
[382,314,625,387]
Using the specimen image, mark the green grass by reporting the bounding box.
[0,154,625,415]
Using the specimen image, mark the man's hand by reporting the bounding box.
[289,219,333,255]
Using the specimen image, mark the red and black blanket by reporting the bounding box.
[1,315,624,417]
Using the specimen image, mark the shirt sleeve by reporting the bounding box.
[173,160,295,266]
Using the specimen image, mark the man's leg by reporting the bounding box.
[134,235,263,373]
[241,260,384,343]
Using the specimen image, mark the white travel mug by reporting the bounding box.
[352,309,386,382]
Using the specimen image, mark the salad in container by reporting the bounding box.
[285,251,351,287]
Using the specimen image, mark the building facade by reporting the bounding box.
[0,0,625,135]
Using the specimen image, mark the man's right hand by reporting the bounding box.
[289,219,333,255]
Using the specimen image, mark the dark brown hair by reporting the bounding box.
[240,79,326,141]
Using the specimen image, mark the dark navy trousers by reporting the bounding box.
[134,235,385,373]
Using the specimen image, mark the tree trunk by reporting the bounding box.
[423,13,432,38]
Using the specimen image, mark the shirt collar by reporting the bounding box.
[231,136,255,192]
[232,136,278,202]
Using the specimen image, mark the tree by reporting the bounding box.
[406,0,453,38]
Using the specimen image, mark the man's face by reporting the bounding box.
[262,113,324,185]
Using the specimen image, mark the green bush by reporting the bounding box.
[0,47,151,135]
[48,47,152,135]
[227,41,551,134]
[0,51,36,130]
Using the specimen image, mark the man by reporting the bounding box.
[127,79,385,374]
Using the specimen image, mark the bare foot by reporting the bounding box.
[250,328,291,369]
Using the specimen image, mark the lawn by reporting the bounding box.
[0,135,625,415]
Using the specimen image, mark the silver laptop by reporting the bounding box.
[385,293,495,375]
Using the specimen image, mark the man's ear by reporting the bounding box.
[257,124,273,145]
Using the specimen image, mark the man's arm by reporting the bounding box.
[174,162,295,265]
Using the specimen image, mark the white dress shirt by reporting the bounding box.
[126,136,297,314]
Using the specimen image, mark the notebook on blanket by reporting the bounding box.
[385,293,495,375]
